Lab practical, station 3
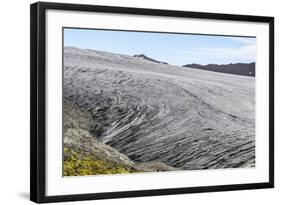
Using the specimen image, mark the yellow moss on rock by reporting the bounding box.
[63,145,138,176]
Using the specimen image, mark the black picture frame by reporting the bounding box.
[30,1,274,203]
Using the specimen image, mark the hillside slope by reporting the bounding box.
[183,62,255,77]
[64,46,255,170]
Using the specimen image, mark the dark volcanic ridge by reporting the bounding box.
[183,62,255,77]
[133,54,168,65]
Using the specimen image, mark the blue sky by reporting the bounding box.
[64,28,256,66]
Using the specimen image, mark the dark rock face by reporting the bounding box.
[133,54,168,64]
[183,63,255,77]
[64,46,255,170]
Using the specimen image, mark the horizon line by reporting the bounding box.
[64,46,256,67]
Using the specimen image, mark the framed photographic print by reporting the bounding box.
[30,1,274,203]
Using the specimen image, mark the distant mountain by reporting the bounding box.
[133,54,168,65]
[182,62,255,77]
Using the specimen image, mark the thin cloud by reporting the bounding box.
[228,37,256,44]
[176,41,256,65]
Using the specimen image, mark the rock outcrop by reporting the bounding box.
[133,54,168,64]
